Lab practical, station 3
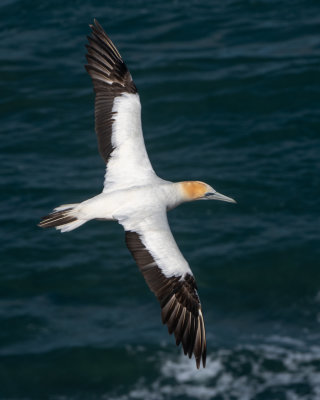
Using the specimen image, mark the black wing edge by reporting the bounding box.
[85,19,137,163]
[125,230,207,369]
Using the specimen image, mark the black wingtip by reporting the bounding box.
[90,18,99,28]
[202,353,206,368]
[93,18,103,31]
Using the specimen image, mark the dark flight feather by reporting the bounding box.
[85,19,137,164]
[125,230,206,368]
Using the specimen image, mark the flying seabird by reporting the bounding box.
[39,20,236,369]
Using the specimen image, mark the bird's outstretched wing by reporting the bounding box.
[121,210,206,368]
[85,20,157,191]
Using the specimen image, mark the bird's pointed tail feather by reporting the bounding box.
[38,204,86,232]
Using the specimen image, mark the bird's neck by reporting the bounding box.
[160,181,206,211]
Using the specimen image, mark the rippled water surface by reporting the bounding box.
[1,1,320,399]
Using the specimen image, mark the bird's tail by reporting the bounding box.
[38,204,86,233]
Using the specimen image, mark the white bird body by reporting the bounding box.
[39,20,236,369]
[69,181,178,219]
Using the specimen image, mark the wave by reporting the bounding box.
[110,336,320,400]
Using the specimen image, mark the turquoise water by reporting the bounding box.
[1,1,320,399]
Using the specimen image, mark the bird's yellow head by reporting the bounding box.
[180,181,236,203]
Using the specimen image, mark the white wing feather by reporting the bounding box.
[118,208,192,278]
[103,93,158,192]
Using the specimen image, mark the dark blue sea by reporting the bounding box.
[1,1,320,399]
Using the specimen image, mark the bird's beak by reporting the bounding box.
[206,191,237,203]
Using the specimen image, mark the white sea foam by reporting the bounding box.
[109,337,320,400]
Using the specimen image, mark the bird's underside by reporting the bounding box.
[39,19,210,368]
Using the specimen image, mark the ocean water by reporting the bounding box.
[1,0,320,399]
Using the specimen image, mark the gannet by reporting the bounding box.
[39,20,236,369]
